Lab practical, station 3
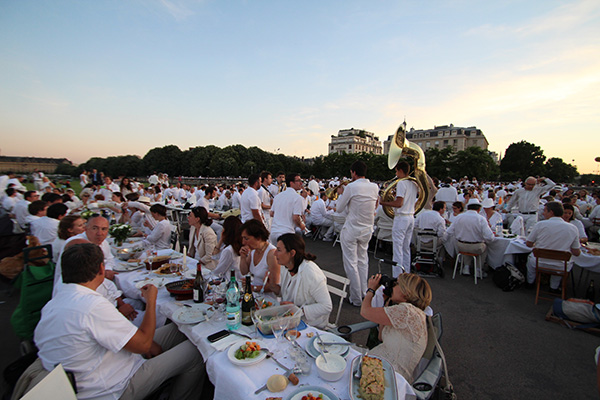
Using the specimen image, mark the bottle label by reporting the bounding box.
[193,289,199,302]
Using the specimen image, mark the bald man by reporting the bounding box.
[505,176,555,233]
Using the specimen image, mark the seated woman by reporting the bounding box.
[563,204,588,244]
[142,204,172,250]
[51,215,86,264]
[268,233,332,329]
[211,216,243,280]
[448,201,464,224]
[240,219,280,293]
[361,273,432,382]
[187,206,218,270]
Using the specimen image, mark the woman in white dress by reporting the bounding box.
[239,219,280,293]
[211,216,243,280]
[142,204,172,250]
[51,215,86,263]
[187,206,218,270]
[269,233,332,329]
[361,273,432,382]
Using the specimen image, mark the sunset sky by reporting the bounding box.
[1,0,599,173]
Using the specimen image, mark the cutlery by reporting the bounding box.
[315,332,329,364]
[316,341,352,346]
[174,302,192,308]
[228,329,252,340]
[259,271,270,294]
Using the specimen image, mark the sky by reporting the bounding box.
[1,0,599,174]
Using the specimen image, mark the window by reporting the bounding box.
[443,140,448,145]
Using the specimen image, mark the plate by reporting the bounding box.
[134,277,166,289]
[349,355,397,400]
[171,303,214,324]
[153,263,183,276]
[114,262,144,272]
[587,242,600,251]
[285,385,339,400]
[307,333,350,358]
[226,339,267,366]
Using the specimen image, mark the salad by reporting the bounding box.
[234,341,262,360]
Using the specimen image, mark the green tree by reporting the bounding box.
[500,141,546,181]
[425,147,454,180]
[142,145,184,176]
[545,157,578,183]
[449,147,499,181]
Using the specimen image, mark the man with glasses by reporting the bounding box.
[269,173,306,245]
[505,176,555,233]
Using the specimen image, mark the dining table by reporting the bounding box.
[110,240,417,400]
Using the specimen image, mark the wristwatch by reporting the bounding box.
[366,288,376,295]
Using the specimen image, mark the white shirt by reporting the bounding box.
[435,186,458,203]
[148,174,159,185]
[212,245,241,281]
[527,217,580,267]
[415,210,446,243]
[30,216,60,245]
[67,233,117,271]
[485,210,503,230]
[335,178,379,237]
[271,188,304,235]
[35,284,143,400]
[394,179,418,216]
[258,186,272,219]
[231,191,242,209]
[195,196,210,210]
[308,179,320,196]
[310,199,332,226]
[2,195,17,212]
[446,210,494,243]
[507,178,555,213]
[569,219,587,239]
[143,219,172,250]
[240,186,262,223]
[14,199,31,228]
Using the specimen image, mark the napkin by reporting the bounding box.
[209,334,240,352]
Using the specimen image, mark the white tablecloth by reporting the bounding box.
[444,233,516,269]
[503,238,600,272]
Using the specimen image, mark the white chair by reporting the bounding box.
[510,216,525,236]
[331,214,346,248]
[322,270,350,331]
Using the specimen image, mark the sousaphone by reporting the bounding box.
[380,121,429,218]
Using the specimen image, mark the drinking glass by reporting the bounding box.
[250,309,261,338]
[213,283,227,322]
[271,318,288,343]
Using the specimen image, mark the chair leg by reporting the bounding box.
[452,254,461,279]
[473,256,478,285]
[535,271,542,305]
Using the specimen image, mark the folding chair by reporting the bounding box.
[331,214,346,248]
[533,248,571,305]
[412,229,442,277]
[321,270,350,331]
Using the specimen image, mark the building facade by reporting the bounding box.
[383,124,489,153]
[328,128,383,155]
[0,156,72,173]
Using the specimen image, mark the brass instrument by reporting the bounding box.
[324,180,350,201]
[380,122,429,218]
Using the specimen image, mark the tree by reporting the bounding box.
[142,145,184,176]
[449,147,499,181]
[425,147,454,180]
[500,141,546,181]
[545,157,578,183]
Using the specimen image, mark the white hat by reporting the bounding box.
[138,196,151,204]
[481,198,494,208]
[467,198,481,206]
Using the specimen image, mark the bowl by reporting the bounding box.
[315,353,347,381]
[116,248,133,261]
[254,304,301,335]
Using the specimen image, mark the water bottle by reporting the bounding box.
[495,220,503,237]
[225,269,241,330]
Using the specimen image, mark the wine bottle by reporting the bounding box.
[586,280,595,302]
[193,264,205,303]
[226,269,241,329]
[241,276,255,326]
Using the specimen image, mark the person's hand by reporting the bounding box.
[118,303,138,321]
[140,284,158,303]
[240,245,251,258]
[368,274,382,291]
[104,270,118,280]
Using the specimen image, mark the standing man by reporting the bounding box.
[336,161,379,306]
[525,202,580,292]
[505,176,555,232]
[90,169,102,186]
[270,173,305,244]
[240,174,264,224]
[307,175,320,198]
[379,161,419,277]
[258,171,274,230]
[269,171,286,198]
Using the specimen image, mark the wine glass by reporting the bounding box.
[213,283,227,322]
[271,318,288,344]
[250,309,261,338]
[284,327,300,357]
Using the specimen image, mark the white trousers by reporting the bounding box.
[340,228,371,305]
[526,253,572,290]
[392,216,414,277]
[521,214,538,234]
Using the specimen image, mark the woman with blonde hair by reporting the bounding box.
[361,273,432,381]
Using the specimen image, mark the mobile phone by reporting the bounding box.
[207,329,231,343]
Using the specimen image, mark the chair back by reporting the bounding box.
[415,229,438,254]
[532,248,571,270]
[322,270,350,329]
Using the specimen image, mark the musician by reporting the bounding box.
[336,161,379,306]
[258,170,274,230]
[379,161,419,277]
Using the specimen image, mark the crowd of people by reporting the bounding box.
[1,164,599,398]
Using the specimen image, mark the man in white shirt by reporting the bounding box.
[231,185,242,209]
[240,174,263,224]
[7,175,27,194]
[307,175,320,197]
[379,161,418,277]
[258,171,274,230]
[268,171,286,198]
[446,198,494,277]
[2,188,19,213]
[30,203,67,246]
[414,201,447,256]
[148,172,159,186]
[35,243,205,400]
[68,215,119,280]
[14,190,39,229]
[525,201,581,291]
[505,176,555,232]
[336,161,379,306]
[435,178,458,218]
[98,176,119,201]
[309,192,335,240]
[270,173,305,244]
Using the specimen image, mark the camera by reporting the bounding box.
[379,274,396,298]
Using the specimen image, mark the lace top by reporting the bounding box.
[369,303,428,382]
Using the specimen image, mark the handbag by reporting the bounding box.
[492,264,525,292]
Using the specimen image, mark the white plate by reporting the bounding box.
[349,355,397,400]
[171,304,214,324]
[114,262,144,272]
[307,333,350,358]
[227,339,267,366]
[285,386,339,400]
[134,278,166,289]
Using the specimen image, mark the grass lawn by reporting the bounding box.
[25,178,83,195]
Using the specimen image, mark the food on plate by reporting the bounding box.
[358,356,385,400]
[180,281,193,290]
[234,341,261,360]
[127,258,141,264]
[266,374,288,392]
[587,248,600,256]
[306,332,314,338]
[265,397,282,400]
[301,393,325,400]
[155,264,177,275]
